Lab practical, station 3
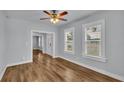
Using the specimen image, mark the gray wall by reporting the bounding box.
[58,11,124,77]
[0,11,6,78]
[33,36,39,49]
[33,32,44,50]
[5,18,57,65]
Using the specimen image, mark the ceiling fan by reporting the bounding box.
[40,10,68,24]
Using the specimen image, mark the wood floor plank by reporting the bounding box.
[1,50,121,82]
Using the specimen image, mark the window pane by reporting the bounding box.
[86,25,101,40]
[66,43,73,51]
[67,32,73,41]
[86,41,100,56]
[85,24,102,57]
[64,31,73,52]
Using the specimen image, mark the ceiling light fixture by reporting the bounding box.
[50,18,59,24]
[40,10,68,24]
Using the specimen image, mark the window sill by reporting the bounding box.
[83,55,107,62]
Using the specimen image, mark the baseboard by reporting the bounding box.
[43,52,56,58]
[58,55,124,81]
[54,55,59,58]
[0,65,7,80]
[33,48,41,50]
[0,59,32,81]
[7,60,32,67]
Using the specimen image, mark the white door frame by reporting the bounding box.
[31,30,56,59]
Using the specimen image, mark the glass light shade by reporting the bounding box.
[50,18,59,24]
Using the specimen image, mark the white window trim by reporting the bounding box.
[38,36,41,48]
[64,27,75,54]
[82,19,106,62]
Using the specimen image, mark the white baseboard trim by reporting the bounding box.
[58,56,124,81]
[54,56,59,58]
[0,60,32,81]
[0,65,7,80]
[43,52,56,58]
[7,60,32,67]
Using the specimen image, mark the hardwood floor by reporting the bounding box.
[1,50,120,82]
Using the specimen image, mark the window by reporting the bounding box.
[83,20,106,62]
[64,27,74,53]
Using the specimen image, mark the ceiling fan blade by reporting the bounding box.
[59,18,67,21]
[40,18,50,20]
[59,11,68,17]
[43,11,51,16]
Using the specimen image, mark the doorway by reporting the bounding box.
[31,30,55,61]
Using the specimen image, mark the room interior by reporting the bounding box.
[0,10,124,82]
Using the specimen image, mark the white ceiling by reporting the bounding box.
[5,10,97,26]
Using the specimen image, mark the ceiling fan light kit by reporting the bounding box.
[40,10,68,24]
[50,18,59,24]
